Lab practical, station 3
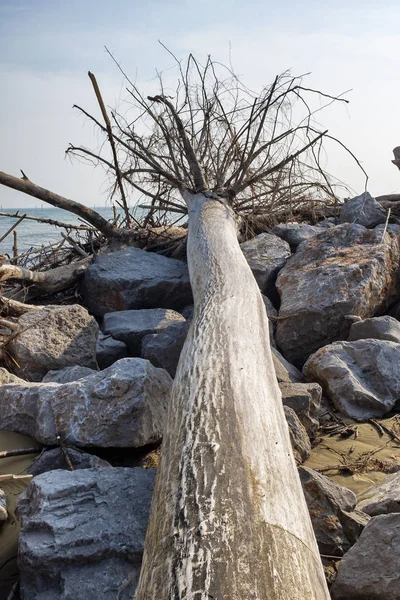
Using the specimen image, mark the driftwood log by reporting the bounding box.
[0,257,92,299]
[135,192,330,599]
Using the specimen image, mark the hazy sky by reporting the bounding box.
[0,0,399,208]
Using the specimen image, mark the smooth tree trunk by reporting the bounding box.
[135,192,329,600]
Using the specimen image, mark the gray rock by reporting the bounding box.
[331,513,400,599]
[348,315,400,343]
[0,489,7,523]
[262,294,277,345]
[271,347,304,383]
[339,191,387,228]
[299,466,369,556]
[389,299,400,321]
[42,365,97,384]
[272,222,322,249]
[279,382,322,438]
[102,309,185,354]
[276,223,400,366]
[284,406,311,463]
[0,367,25,384]
[80,247,192,317]
[96,331,127,370]
[303,339,400,420]
[374,222,400,239]
[8,305,98,381]
[240,233,291,297]
[357,472,400,516]
[27,447,111,477]
[142,321,189,378]
[17,467,155,600]
[0,358,172,448]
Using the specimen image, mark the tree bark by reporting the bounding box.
[0,171,120,237]
[0,258,91,298]
[135,192,329,599]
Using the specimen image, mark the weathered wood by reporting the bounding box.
[0,171,119,237]
[0,257,91,296]
[136,192,329,599]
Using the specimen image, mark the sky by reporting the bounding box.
[0,0,399,208]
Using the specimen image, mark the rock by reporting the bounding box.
[284,406,311,463]
[374,222,400,239]
[142,321,189,378]
[275,223,399,366]
[299,466,369,556]
[303,339,400,420]
[240,233,291,297]
[271,347,304,383]
[272,222,322,250]
[17,467,155,600]
[80,247,192,317]
[262,294,277,345]
[389,299,400,321]
[8,305,98,381]
[27,447,111,476]
[357,472,400,516]
[279,382,322,438]
[96,331,128,370]
[0,489,7,523]
[42,365,97,384]
[102,309,185,354]
[181,304,194,320]
[348,315,400,343]
[331,513,400,599]
[0,368,25,384]
[0,358,172,448]
[339,191,387,228]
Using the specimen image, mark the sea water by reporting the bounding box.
[0,206,137,257]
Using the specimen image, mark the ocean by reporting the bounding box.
[0,206,135,258]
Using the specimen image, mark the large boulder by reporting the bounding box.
[339,191,387,228]
[272,222,322,250]
[284,406,311,463]
[42,365,97,384]
[299,466,369,557]
[275,224,399,366]
[279,382,322,438]
[103,309,185,354]
[271,347,304,383]
[27,447,111,477]
[303,339,400,420]
[240,233,291,297]
[8,305,98,381]
[331,513,400,599]
[357,472,400,516]
[96,331,127,370]
[348,315,400,343]
[80,247,192,317]
[0,358,172,448]
[142,321,189,378]
[17,468,155,600]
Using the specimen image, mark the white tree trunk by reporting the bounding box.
[135,192,330,600]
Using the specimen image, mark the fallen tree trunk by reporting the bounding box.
[0,257,91,298]
[135,192,329,599]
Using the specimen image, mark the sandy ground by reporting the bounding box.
[306,416,400,497]
[0,431,38,598]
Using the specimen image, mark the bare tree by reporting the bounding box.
[0,52,361,598]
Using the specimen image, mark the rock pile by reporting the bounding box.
[1,191,399,598]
